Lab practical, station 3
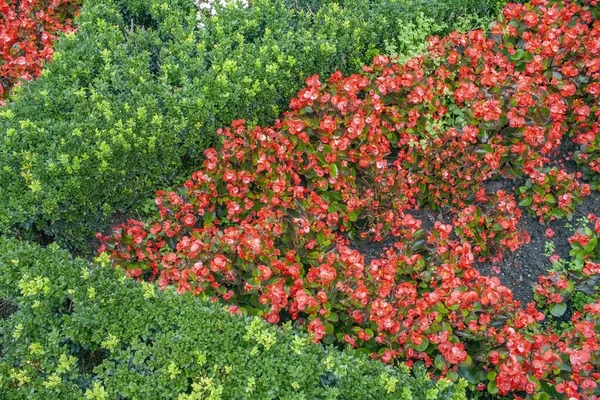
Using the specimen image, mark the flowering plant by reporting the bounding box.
[0,0,80,103]
[517,167,592,223]
[536,214,600,316]
[99,0,600,397]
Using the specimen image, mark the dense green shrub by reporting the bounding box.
[0,0,507,250]
[0,238,467,399]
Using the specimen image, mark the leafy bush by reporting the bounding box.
[0,0,507,250]
[99,0,600,397]
[0,237,467,399]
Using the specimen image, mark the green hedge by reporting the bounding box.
[0,237,468,399]
[0,0,507,250]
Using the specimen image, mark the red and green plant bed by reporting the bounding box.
[98,0,600,398]
[0,0,80,104]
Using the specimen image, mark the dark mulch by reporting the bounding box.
[354,188,599,306]
[0,298,18,357]
[78,211,134,261]
[478,188,600,305]
[477,140,600,305]
[0,298,17,320]
[355,139,600,306]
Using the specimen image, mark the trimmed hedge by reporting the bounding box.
[0,237,467,399]
[0,0,507,250]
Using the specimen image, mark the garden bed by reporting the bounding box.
[356,142,600,306]
[2,0,600,399]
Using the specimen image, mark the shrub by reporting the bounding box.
[0,237,467,399]
[0,0,507,250]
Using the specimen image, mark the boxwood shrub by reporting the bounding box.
[0,0,507,250]
[0,237,467,399]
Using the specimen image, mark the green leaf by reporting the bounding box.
[533,186,546,196]
[434,355,446,370]
[487,380,499,395]
[322,334,336,344]
[458,365,481,384]
[315,152,327,164]
[528,376,541,391]
[415,338,429,352]
[411,239,426,250]
[354,347,370,358]
[325,323,334,335]
[446,371,459,382]
[550,303,567,317]
[317,231,325,244]
[585,237,597,252]
[509,49,525,61]
[203,211,216,226]
[348,211,359,222]
[535,392,550,400]
[519,197,533,207]
[329,163,338,179]
[476,144,493,153]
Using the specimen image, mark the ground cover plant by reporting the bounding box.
[536,216,600,318]
[0,238,468,399]
[98,0,600,398]
[0,0,80,104]
[0,0,508,251]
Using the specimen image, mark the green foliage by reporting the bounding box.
[535,216,600,319]
[0,237,467,399]
[0,0,507,250]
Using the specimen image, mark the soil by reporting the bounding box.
[354,140,600,306]
[477,188,600,305]
[77,211,134,261]
[354,188,599,305]
[0,298,17,320]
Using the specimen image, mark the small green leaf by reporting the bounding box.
[348,211,359,222]
[533,186,546,196]
[550,303,567,317]
[535,392,550,400]
[322,334,336,344]
[325,323,334,335]
[476,144,493,153]
[487,380,499,395]
[329,163,338,179]
[519,197,533,207]
[509,49,525,61]
[415,338,429,352]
